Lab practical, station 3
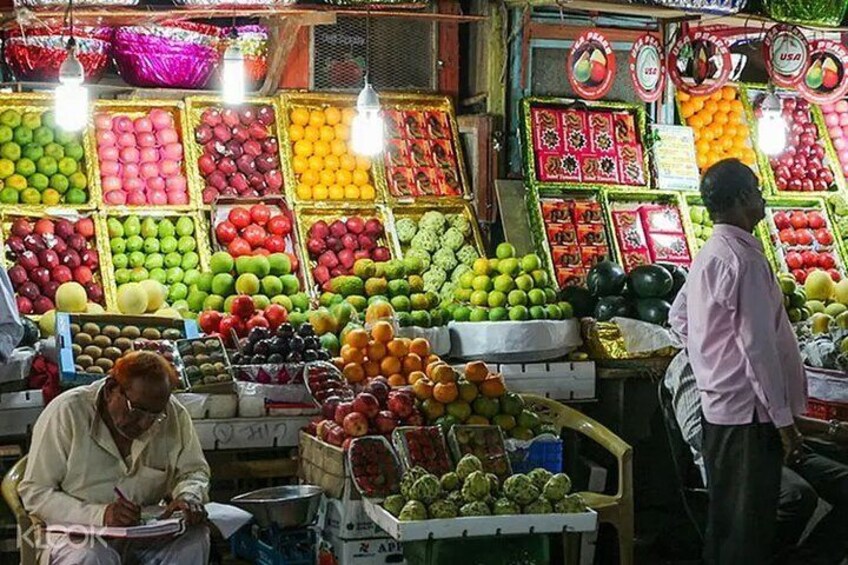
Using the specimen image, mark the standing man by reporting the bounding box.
[670,159,807,564]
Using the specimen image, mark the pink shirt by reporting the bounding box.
[669,224,806,427]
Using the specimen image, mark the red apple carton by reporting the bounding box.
[385,139,409,168]
[430,139,455,170]
[573,200,604,225]
[647,233,692,264]
[305,360,354,405]
[576,224,607,246]
[348,435,402,500]
[546,223,577,246]
[580,246,609,268]
[448,425,513,480]
[611,209,649,251]
[639,204,684,234]
[425,111,450,139]
[392,426,453,476]
[556,267,587,288]
[413,168,438,196]
[402,110,427,139]
[388,167,415,198]
[408,139,433,168]
[551,245,582,268]
[541,199,573,224]
[434,168,462,197]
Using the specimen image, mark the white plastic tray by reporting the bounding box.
[448,319,582,362]
[362,498,597,542]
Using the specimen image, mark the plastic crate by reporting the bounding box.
[230,526,315,565]
[403,534,549,565]
[507,437,563,475]
[807,398,848,421]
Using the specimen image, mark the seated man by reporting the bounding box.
[20,351,211,565]
[665,289,848,564]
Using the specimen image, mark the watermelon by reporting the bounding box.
[629,265,674,299]
[595,296,631,322]
[635,298,671,326]
[560,286,597,318]
[656,263,688,300]
[587,260,627,297]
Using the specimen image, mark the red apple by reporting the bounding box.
[215,221,238,245]
[387,390,414,419]
[815,229,834,246]
[231,295,256,319]
[34,219,54,235]
[198,311,223,334]
[16,295,33,314]
[218,315,246,345]
[250,204,271,226]
[795,229,814,246]
[342,412,368,437]
[321,396,343,421]
[33,296,53,315]
[51,266,73,284]
[10,218,32,238]
[267,215,292,236]
[264,304,288,329]
[778,229,797,246]
[265,235,286,253]
[75,218,95,239]
[73,266,93,285]
[374,410,398,433]
[801,251,819,268]
[227,238,252,258]
[8,265,27,287]
[818,253,837,270]
[246,314,270,331]
[242,224,267,248]
[352,393,380,419]
[829,269,842,282]
[789,211,809,229]
[334,401,354,426]
[773,211,791,230]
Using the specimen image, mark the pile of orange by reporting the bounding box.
[335,321,438,388]
[412,360,507,425]
[288,105,377,201]
[678,86,757,171]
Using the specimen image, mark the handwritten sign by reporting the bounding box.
[650,125,700,191]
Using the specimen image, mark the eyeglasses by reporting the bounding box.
[120,389,167,425]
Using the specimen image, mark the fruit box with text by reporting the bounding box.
[1,210,112,315]
[185,96,285,205]
[56,312,198,387]
[319,532,406,565]
[762,201,847,284]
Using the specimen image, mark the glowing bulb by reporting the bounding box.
[758,91,786,156]
[351,82,384,156]
[55,43,88,132]
[222,43,245,106]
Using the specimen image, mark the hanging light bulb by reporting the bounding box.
[55,38,88,132]
[351,80,384,156]
[757,90,786,156]
[222,30,245,106]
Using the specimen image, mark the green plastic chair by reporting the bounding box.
[522,394,634,565]
[2,455,40,565]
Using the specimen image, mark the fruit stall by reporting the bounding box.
[6,0,848,563]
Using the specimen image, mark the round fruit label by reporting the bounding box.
[798,40,848,105]
[763,24,808,87]
[568,31,616,100]
[668,30,731,96]
[629,34,665,103]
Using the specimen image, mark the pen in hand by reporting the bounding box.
[105,487,141,527]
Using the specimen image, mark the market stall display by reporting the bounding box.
[176,336,233,389]
[0,96,93,207]
[280,93,381,203]
[818,100,848,180]
[91,100,194,207]
[185,97,284,204]
[4,24,113,84]
[380,94,470,200]
[522,97,650,191]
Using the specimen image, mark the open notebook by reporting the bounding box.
[46,506,184,539]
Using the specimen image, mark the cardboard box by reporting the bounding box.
[323,490,385,541]
[299,431,346,498]
[319,532,406,565]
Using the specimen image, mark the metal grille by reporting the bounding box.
[311,15,437,92]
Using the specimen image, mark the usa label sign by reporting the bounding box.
[763,24,808,87]
[629,34,665,103]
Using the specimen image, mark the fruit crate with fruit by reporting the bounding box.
[760,198,848,285]
[89,99,197,209]
[379,93,471,201]
[279,92,385,205]
[184,96,285,206]
[175,336,234,393]
[97,210,211,312]
[299,430,347,498]
[207,196,305,286]
[675,84,758,173]
[1,209,112,316]
[525,187,611,289]
[348,435,403,500]
[521,97,651,191]
[392,426,453,476]
[817,100,848,183]
[55,312,198,387]
[603,190,695,272]
[0,93,96,208]
[295,205,396,294]
[743,86,845,195]
[681,194,713,256]
[389,200,486,300]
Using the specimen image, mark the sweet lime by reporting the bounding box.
[36,156,57,176]
[13,126,32,146]
[65,188,87,205]
[0,126,12,144]
[0,159,14,179]
[0,187,18,203]
[6,174,26,191]
[41,189,61,206]
[68,172,87,190]
[32,126,53,147]
[15,158,35,178]
[0,110,21,128]
[22,143,43,161]
[63,142,84,162]
[21,113,41,130]
[1,142,20,161]
[49,174,69,193]
[20,188,41,204]
[43,143,64,160]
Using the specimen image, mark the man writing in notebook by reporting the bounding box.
[19,351,211,565]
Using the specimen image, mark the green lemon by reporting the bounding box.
[65,188,87,205]
[63,142,84,161]
[28,173,49,191]
[0,187,19,204]
[49,174,69,193]
[20,187,41,204]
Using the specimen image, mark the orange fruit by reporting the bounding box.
[432,364,456,385]
[325,155,340,171]
[367,341,387,362]
[345,328,369,349]
[332,357,345,371]
[381,356,402,376]
[464,361,489,383]
[363,360,381,378]
[293,140,313,157]
[328,185,345,200]
[689,115,704,129]
[313,185,329,200]
[388,373,407,388]
[334,124,350,142]
[409,338,430,358]
[697,110,713,126]
[296,184,313,200]
[331,140,347,156]
[309,110,326,128]
[292,155,309,174]
[319,170,336,186]
[713,113,728,126]
[458,380,479,403]
[412,377,433,400]
[340,154,357,171]
[344,185,361,200]
[480,374,506,398]
[360,185,376,200]
[426,360,445,378]
[313,140,331,158]
[677,92,691,102]
[704,100,718,114]
[320,125,336,142]
[341,108,356,126]
[692,97,705,111]
[324,107,342,126]
[303,126,320,143]
[355,157,371,171]
[717,100,731,114]
[680,101,694,119]
[433,382,458,404]
[407,370,426,385]
[371,321,394,343]
[710,89,723,101]
[352,169,369,186]
[289,124,305,142]
[300,169,319,186]
[335,169,353,186]
[426,354,441,366]
[343,363,365,383]
[722,85,736,100]
[308,155,324,172]
[402,353,423,374]
[341,344,365,365]
[290,107,309,126]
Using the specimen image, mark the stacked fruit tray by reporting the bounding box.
[0,94,95,208]
[380,94,470,200]
[744,87,844,195]
[605,191,693,272]
[1,210,110,315]
[761,199,846,284]
[279,93,383,205]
